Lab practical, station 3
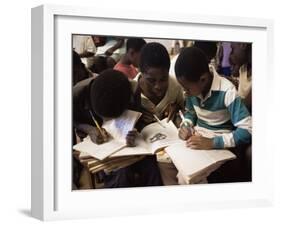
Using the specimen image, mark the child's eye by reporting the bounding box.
[147,78,156,84]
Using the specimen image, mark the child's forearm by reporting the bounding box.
[75,123,96,135]
[225,87,252,148]
[213,128,251,149]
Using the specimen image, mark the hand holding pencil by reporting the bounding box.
[178,110,194,141]
[139,106,156,124]
[89,110,110,144]
[88,127,109,144]
[75,123,109,144]
[163,102,179,122]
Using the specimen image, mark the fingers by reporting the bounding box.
[164,103,178,122]
[186,135,202,149]
[90,132,104,144]
[101,127,107,134]
[141,110,155,123]
[186,143,201,149]
[167,107,176,122]
[126,138,136,147]
[89,127,109,144]
[186,140,200,149]
[101,128,110,142]
[163,103,171,113]
[163,103,171,121]
[187,135,201,143]
[178,127,190,140]
[126,129,138,147]
[127,129,138,137]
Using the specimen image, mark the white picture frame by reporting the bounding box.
[31,4,274,221]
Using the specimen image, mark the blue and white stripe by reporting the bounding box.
[184,72,252,148]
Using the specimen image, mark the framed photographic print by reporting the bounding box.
[31,4,274,221]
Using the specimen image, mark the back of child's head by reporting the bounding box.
[230,42,252,67]
[72,50,89,85]
[193,41,217,62]
[90,69,132,118]
[139,42,170,73]
[175,47,209,82]
[73,50,82,66]
[126,38,146,52]
[91,56,108,74]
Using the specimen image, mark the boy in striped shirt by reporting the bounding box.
[175,47,252,150]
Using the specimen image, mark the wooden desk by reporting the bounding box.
[73,151,144,189]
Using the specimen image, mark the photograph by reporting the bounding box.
[71,35,252,190]
[31,4,274,220]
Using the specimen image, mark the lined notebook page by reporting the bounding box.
[73,137,125,160]
[165,142,236,182]
[73,110,142,160]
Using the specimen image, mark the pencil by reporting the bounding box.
[89,110,107,139]
[153,114,166,128]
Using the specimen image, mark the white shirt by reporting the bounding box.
[73,35,96,68]
[169,54,179,78]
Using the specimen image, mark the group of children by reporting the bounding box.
[72,36,252,188]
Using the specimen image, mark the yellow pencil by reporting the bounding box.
[89,110,107,139]
[153,114,166,128]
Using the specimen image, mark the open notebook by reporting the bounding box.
[111,119,236,184]
[74,117,179,160]
[74,113,236,183]
[111,118,180,157]
[165,142,236,184]
[73,110,142,160]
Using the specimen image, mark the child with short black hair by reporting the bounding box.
[73,69,134,144]
[193,41,217,64]
[175,46,251,149]
[175,47,252,182]
[137,42,184,127]
[73,69,163,188]
[133,42,184,185]
[114,38,146,79]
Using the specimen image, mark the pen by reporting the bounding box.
[179,110,195,134]
[179,110,188,127]
[89,110,107,139]
[153,114,166,128]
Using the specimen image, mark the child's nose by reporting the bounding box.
[154,82,161,90]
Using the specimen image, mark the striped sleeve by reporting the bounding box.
[213,87,252,148]
[183,96,197,127]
